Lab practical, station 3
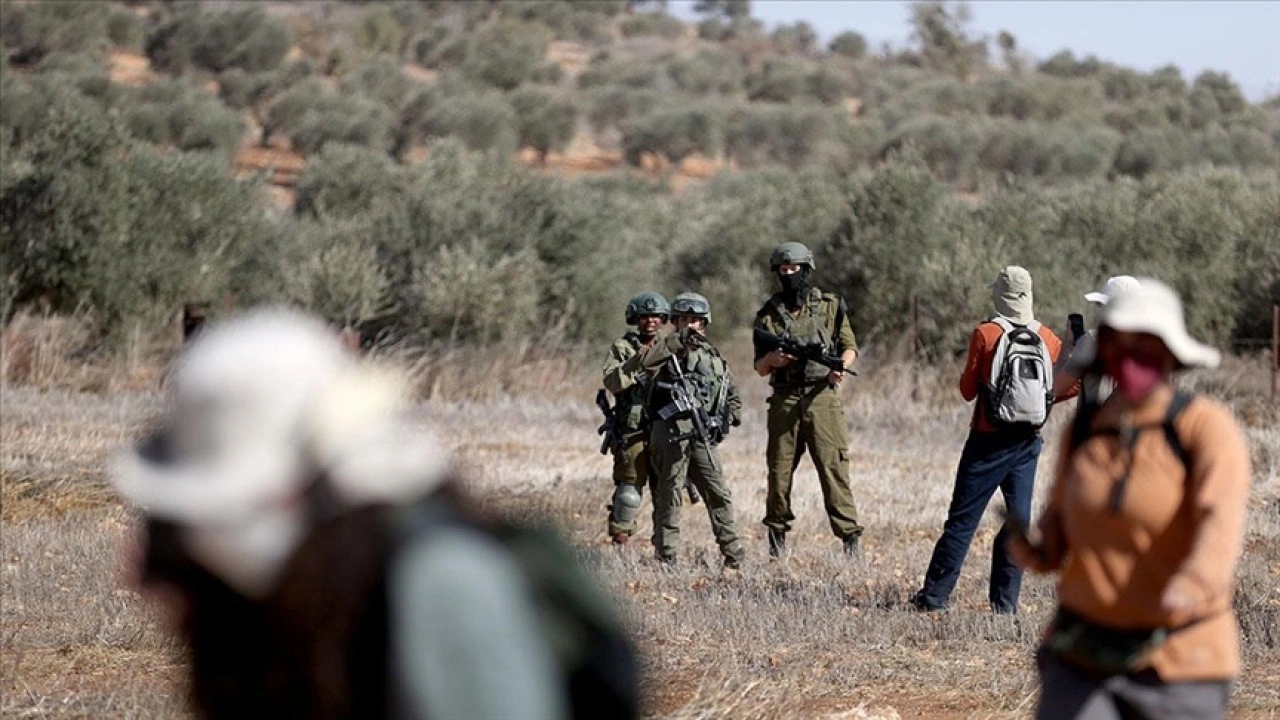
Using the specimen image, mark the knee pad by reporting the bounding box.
[610,484,643,524]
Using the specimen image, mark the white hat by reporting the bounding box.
[990,265,1034,324]
[111,307,449,596]
[1099,278,1220,369]
[1084,275,1139,305]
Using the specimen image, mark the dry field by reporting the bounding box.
[2,342,1278,718]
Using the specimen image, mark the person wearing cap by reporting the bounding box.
[752,242,862,559]
[1052,275,1141,405]
[1009,278,1250,720]
[910,266,1072,614]
[111,308,632,719]
[627,292,746,569]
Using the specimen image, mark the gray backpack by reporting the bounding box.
[984,317,1054,430]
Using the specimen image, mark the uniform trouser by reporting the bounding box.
[608,431,653,537]
[763,384,861,540]
[650,419,743,562]
[1035,649,1230,720]
[916,431,1041,612]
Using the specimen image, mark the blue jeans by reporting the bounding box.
[915,431,1043,613]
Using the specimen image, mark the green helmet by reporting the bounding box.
[670,292,711,324]
[769,242,815,270]
[625,291,670,325]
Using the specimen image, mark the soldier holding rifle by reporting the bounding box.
[626,293,745,569]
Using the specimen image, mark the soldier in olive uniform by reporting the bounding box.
[601,292,669,544]
[753,242,863,558]
[627,293,745,569]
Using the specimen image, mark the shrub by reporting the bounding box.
[341,55,416,111]
[509,86,579,160]
[724,104,845,169]
[982,75,1104,123]
[147,5,291,75]
[295,144,405,219]
[619,12,687,39]
[354,5,405,56]
[0,2,111,62]
[119,79,245,156]
[806,63,853,105]
[578,56,670,91]
[771,21,818,55]
[266,79,397,154]
[420,93,520,155]
[976,120,1120,183]
[106,8,145,51]
[746,57,808,103]
[881,115,983,187]
[829,31,867,60]
[281,218,395,330]
[587,85,664,133]
[621,104,723,165]
[667,49,744,96]
[464,19,552,90]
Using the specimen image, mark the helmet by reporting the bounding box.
[769,242,815,270]
[624,292,670,325]
[670,292,711,324]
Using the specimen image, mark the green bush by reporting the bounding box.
[509,86,579,160]
[341,55,416,111]
[587,85,665,133]
[281,217,395,330]
[578,56,670,91]
[464,19,552,90]
[882,115,983,187]
[266,79,397,154]
[420,93,519,155]
[120,79,246,156]
[295,144,405,219]
[619,12,687,39]
[106,7,145,51]
[148,6,288,75]
[668,49,744,96]
[771,21,818,55]
[621,104,723,165]
[829,31,867,60]
[976,120,1120,183]
[354,5,405,56]
[1,105,276,339]
[0,2,111,61]
[724,104,845,169]
[746,57,808,103]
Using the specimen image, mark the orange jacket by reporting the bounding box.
[959,320,1071,433]
[1021,386,1252,681]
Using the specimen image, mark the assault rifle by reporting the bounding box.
[595,388,624,456]
[752,328,858,376]
[659,356,719,472]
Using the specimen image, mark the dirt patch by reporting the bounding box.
[547,41,591,77]
[233,145,306,187]
[402,62,437,84]
[108,51,155,87]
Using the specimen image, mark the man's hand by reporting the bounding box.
[1159,575,1202,623]
[765,350,795,369]
[827,368,846,385]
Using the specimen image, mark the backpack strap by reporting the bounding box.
[1162,390,1195,473]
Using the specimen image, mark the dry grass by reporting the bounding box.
[2,337,1277,718]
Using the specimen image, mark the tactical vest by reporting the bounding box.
[758,290,840,388]
[647,345,729,420]
[613,333,651,433]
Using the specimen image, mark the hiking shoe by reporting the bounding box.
[656,554,678,569]
[611,532,630,546]
[842,534,861,558]
[908,591,946,613]
[722,553,744,570]
[767,529,786,558]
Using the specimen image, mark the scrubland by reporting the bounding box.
[3,340,1277,718]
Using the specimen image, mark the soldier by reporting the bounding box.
[601,292,669,544]
[752,242,862,558]
[627,293,745,569]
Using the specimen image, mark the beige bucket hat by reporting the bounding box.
[990,265,1034,324]
[1084,275,1140,305]
[1099,278,1220,369]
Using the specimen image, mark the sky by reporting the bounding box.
[668,1,1280,102]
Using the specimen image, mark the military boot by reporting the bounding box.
[842,534,861,559]
[767,529,786,558]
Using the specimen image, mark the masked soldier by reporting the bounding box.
[627,292,745,569]
[753,242,863,558]
[601,292,669,544]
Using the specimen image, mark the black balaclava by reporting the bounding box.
[777,267,812,308]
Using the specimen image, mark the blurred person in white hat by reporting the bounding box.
[1009,279,1248,720]
[1052,275,1141,404]
[113,308,636,719]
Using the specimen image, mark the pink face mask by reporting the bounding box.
[1108,355,1166,402]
